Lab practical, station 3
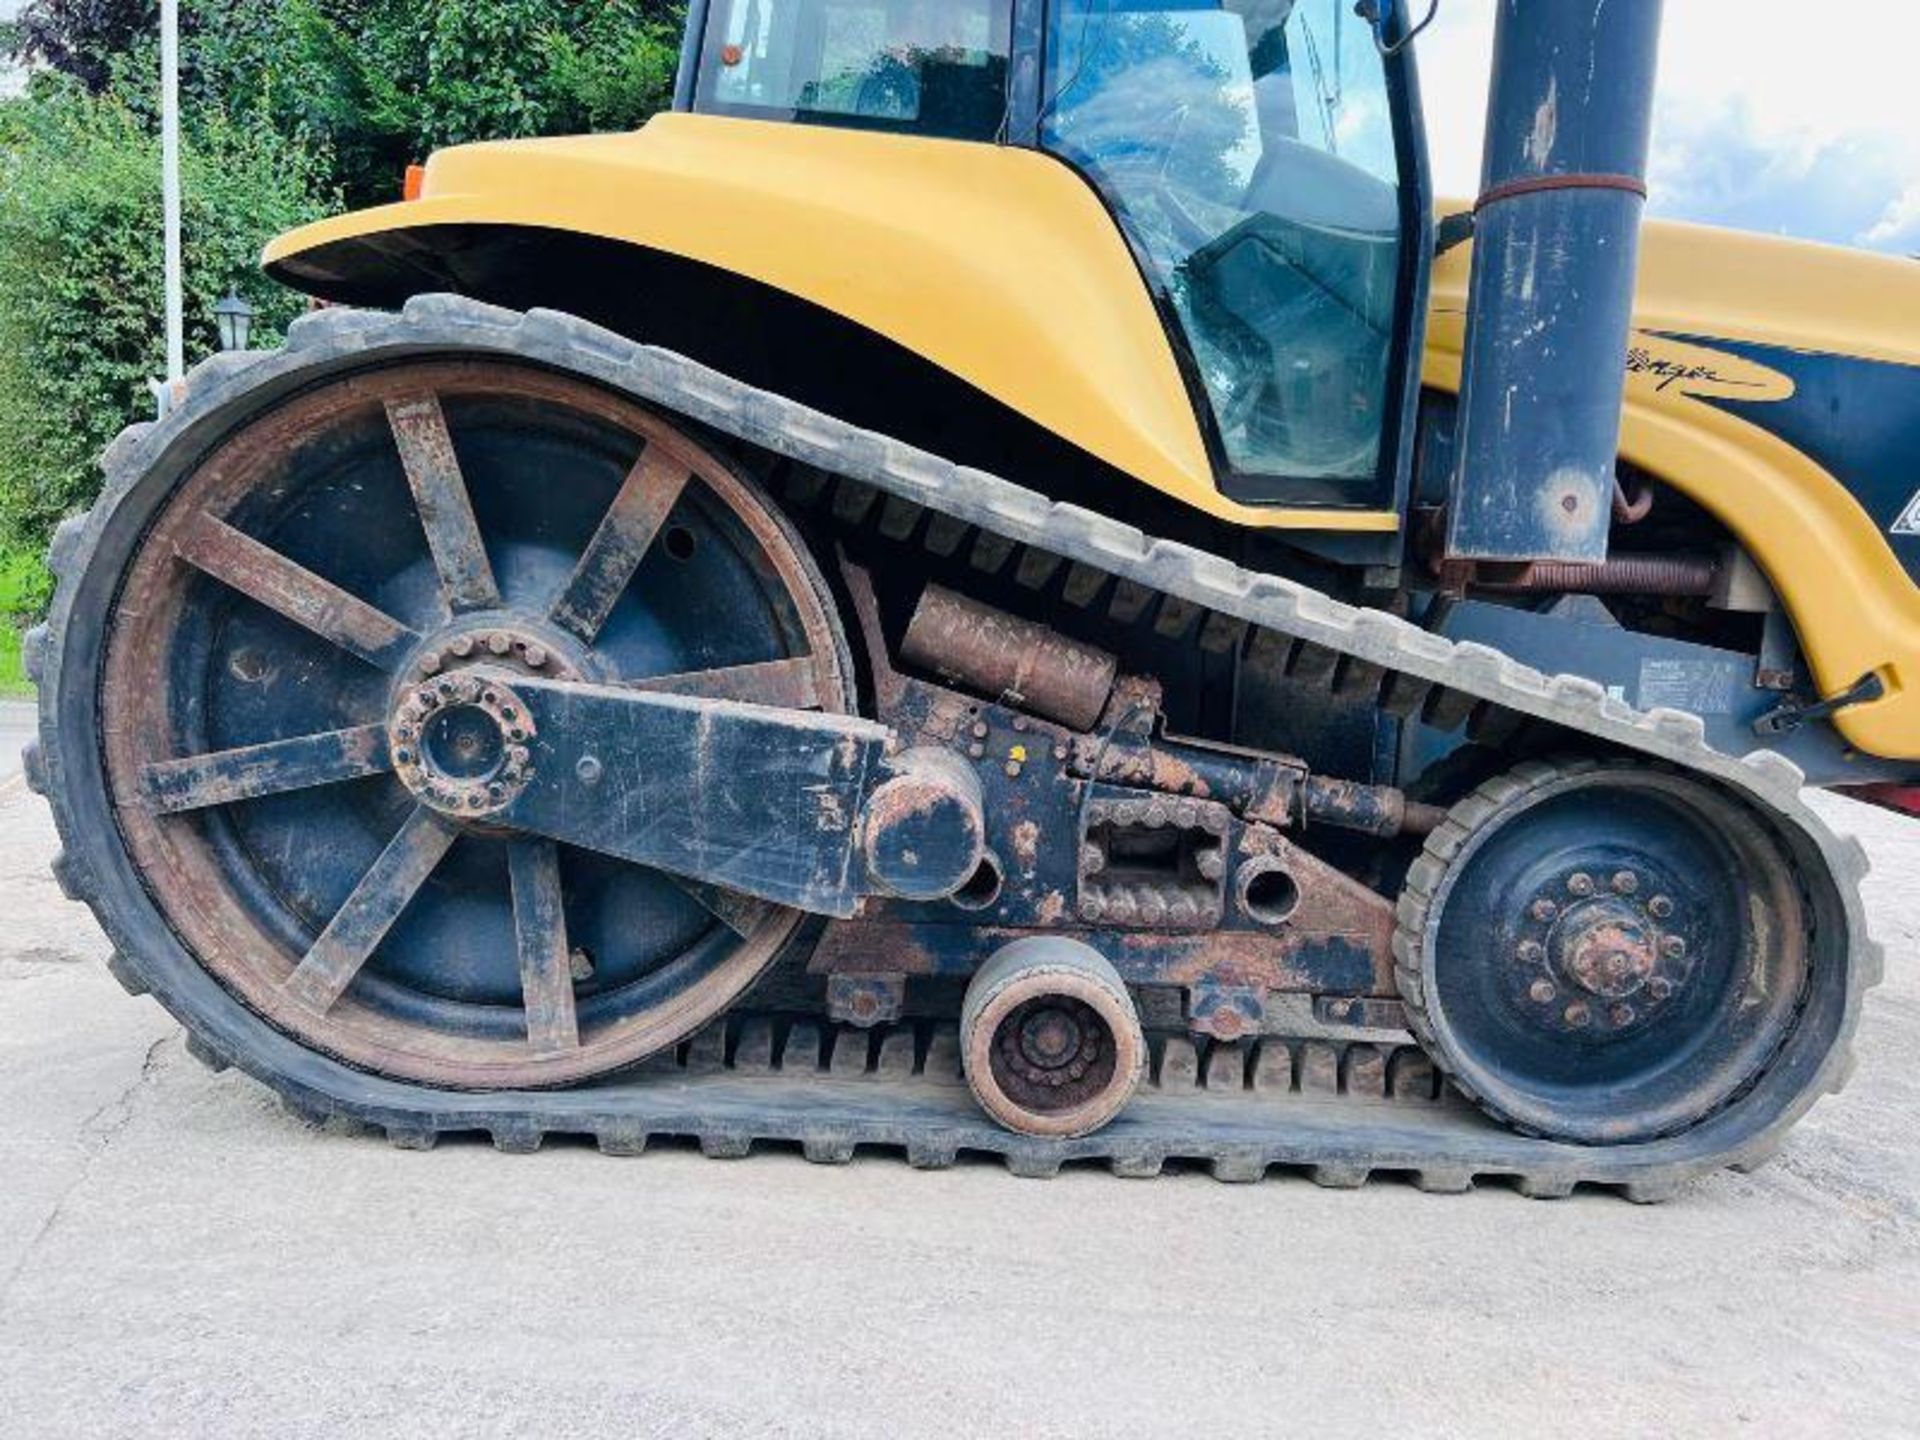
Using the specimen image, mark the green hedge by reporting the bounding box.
[0,84,330,566]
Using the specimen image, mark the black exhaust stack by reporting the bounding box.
[1445,0,1665,564]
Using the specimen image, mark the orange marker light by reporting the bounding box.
[721,44,744,66]
[403,164,427,202]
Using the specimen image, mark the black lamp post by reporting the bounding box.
[214,292,255,353]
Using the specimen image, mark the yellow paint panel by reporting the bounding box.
[267,115,1399,534]
[1428,210,1920,758]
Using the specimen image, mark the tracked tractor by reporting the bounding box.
[25,0,1920,1195]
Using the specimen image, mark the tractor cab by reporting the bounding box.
[687,0,1428,509]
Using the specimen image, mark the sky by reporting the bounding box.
[1415,0,1920,254]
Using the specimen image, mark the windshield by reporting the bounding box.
[1044,0,1406,494]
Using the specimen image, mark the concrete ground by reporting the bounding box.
[0,766,1914,1438]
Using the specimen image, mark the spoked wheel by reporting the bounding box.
[1398,760,1812,1144]
[96,361,853,1088]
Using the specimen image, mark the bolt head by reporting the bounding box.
[1517,939,1546,964]
[1649,976,1675,1001]
[1609,1003,1636,1027]
[1567,872,1595,897]
[1661,934,1687,960]
[1611,871,1639,895]
[1648,895,1675,919]
[487,633,511,656]
[1563,1001,1591,1027]
[1529,979,1557,1004]
[1530,898,1558,922]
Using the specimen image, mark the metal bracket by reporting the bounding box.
[1753,672,1884,737]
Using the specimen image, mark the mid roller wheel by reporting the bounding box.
[1398,760,1813,1145]
[65,360,854,1089]
[961,938,1147,1139]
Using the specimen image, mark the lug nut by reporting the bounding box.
[1567,872,1595,897]
[1530,898,1558,922]
[1609,1003,1636,1027]
[487,633,511,656]
[1517,940,1545,964]
[1611,871,1639,894]
[1564,1001,1591,1027]
[1529,979,1557,1004]
[525,645,548,668]
[1648,895,1674,919]
[1649,976,1674,1000]
[1661,935,1687,960]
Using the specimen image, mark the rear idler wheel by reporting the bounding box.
[1398,760,1814,1145]
[961,938,1146,1139]
[66,359,854,1089]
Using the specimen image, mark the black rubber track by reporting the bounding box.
[25,297,1882,1199]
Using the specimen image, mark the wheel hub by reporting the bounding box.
[1512,866,1697,1037]
[999,996,1105,1092]
[390,672,536,821]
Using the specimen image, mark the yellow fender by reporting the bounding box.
[269,113,1396,534]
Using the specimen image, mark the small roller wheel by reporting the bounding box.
[961,938,1145,1139]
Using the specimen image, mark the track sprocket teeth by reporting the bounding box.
[103,951,149,998]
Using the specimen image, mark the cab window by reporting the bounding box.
[697,0,1012,141]
[1044,0,1407,495]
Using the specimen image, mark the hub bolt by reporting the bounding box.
[1648,895,1674,919]
[1567,872,1595,897]
[1564,1001,1591,1027]
[487,633,511,656]
[1517,940,1545,964]
[1529,979,1557,1004]
[1609,1003,1636,1027]
[1611,871,1639,895]
[1661,935,1687,960]
[1530,898,1558,922]
[1649,976,1675,1000]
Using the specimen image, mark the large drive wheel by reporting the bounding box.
[1397,760,1812,1144]
[66,360,853,1089]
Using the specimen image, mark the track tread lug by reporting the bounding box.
[385,1125,439,1152]
[595,1125,650,1157]
[103,951,149,997]
[183,1031,229,1073]
[491,1121,544,1154]
[1006,1151,1063,1179]
[699,1133,754,1160]
[1211,1151,1267,1183]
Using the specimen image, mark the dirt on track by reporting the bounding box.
[0,777,1914,1438]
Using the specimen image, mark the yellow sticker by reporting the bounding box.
[1010,744,1028,763]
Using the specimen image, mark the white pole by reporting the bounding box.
[160,0,184,387]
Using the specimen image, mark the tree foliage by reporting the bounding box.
[0,83,329,550]
[0,0,687,600]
